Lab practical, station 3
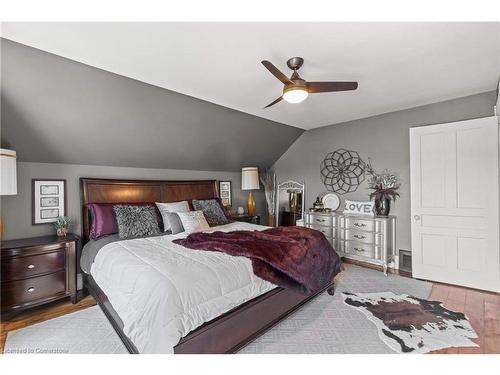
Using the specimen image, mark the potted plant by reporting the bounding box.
[54,216,71,237]
[365,160,400,216]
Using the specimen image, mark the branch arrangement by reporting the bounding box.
[260,169,276,215]
[365,159,401,202]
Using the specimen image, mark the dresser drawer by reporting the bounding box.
[307,214,332,227]
[344,242,377,260]
[1,271,66,309]
[309,225,333,238]
[342,229,382,245]
[343,217,376,232]
[1,250,66,282]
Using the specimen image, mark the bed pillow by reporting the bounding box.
[156,201,190,232]
[113,205,161,239]
[88,202,162,240]
[166,212,185,234]
[87,203,118,240]
[191,199,230,227]
[176,211,210,234]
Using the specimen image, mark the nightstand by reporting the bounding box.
[1,234,79,318]
[230,214,261,225]
[280,211,302,226]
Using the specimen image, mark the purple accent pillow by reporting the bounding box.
[87,202,163,240]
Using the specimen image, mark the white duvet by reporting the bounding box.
[90,221,276,353]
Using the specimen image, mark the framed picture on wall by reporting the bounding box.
[32,179,67,225]
[218,181,232,207]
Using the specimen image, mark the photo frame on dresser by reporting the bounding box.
[32,179,67,224]
[218,180,232,207]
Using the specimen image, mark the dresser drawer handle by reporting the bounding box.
[353,234,366,240]
[353,247,365,252]
[27,287,35,292]
[316,218,326,222]
[354,223,366,227]
[27,264,35,269]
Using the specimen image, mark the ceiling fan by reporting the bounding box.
[261,57,358,108]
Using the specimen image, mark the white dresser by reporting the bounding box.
[304,212,396,274]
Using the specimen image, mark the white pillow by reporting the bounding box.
[343,200,375,217]
[156,201,190,232]
[176,211,210,234]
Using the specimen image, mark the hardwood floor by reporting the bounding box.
[1,294,96,353]
[428,283,500,354]
[1,284,498,354]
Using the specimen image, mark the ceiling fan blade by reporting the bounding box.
[264,96,283,108]
[306,81,358,93]
[261,61,293,85]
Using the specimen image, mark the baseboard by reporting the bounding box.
[341,257,412,278]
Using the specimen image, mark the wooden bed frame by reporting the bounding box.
[80,178,335,354]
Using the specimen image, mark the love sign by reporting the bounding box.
[343,200,375,217]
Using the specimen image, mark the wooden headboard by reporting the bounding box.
[80,178,219,244]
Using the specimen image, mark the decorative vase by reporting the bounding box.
[312,197,324,212]
[56,227,68,237]
[268,213,276,227]
[375,198,391,217]
[247,192,256,215]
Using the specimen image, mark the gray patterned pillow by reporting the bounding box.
[191,199,229,227]
[113,205,161,239]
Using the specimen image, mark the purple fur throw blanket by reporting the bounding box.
[173,226,342,294]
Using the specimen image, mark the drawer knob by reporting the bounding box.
[354,223,366,227]
[354,247,365,252]
[27,287,35,292]
[354,235,366,240]
[27,264,35,269]
[414,215,421,221]
[317,219,326,222]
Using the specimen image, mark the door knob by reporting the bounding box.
[414,215,421,220]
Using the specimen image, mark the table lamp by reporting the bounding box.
[241,167,259,216]
[0,148,17,239]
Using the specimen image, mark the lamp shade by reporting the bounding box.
[241,167,259,190]
[0,148,17,195]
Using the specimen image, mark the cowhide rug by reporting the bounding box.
[342,292,478,353]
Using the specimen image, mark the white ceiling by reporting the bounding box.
[2,22,499,130]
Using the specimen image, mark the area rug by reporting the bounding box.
[5,264,433,354]
[342,292,478,353]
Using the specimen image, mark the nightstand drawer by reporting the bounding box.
[1,271,66,309]
[344,242,377,259]
[308,214,332,227]
[1,250,66,282]
[343,217,376,232]
[308,224,333,238]
[342,229,382,245]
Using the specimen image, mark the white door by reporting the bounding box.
[410,116,499,292]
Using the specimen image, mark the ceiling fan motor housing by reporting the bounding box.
[287,57,304,71]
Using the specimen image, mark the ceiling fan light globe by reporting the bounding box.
[283,88,308,104]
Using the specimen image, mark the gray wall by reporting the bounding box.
[0,162,267,241]
[273,91,497,253]
[1,38,303,171]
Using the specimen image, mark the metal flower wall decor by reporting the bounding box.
[320,148,366,194]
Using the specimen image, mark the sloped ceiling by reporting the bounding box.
[0,39,304,171]
[2,22,499,129]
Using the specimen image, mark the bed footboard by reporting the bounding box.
[84,273,333,354]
